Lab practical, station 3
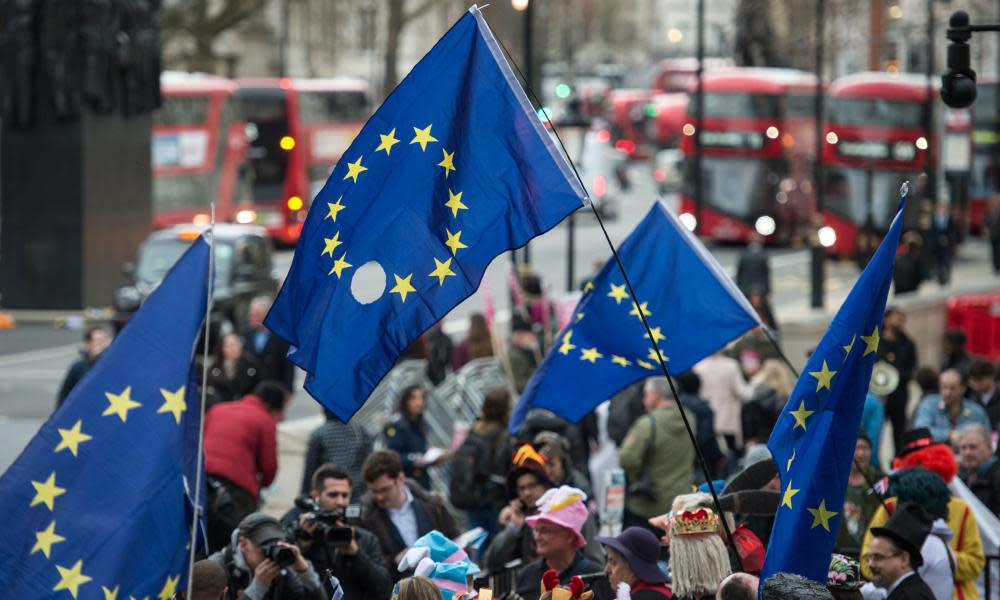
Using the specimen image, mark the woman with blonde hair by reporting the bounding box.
[394,576,443,600]
[742,359,794,445]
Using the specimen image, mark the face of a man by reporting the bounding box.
[87,330,110,359]
[532,522,575,559]
[959,432,992,472]
[866,537,909,589]
[940,370,966,407]
[969,375,996,397]
[366,473,406,511]
[604,547,636,589]
[314,477,351,511]
[642,386,662,412]
[516,473,548,511]
[248,302,267,328]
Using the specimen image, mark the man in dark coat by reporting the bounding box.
[242,296,295,390]
[56,326,110,408]
[866,503,936,600]
[877,308,917,454]
[957,423,1000,515]
[968,359,999,430]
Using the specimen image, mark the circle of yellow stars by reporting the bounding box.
[323,121,477,306]
[27,383,190,598]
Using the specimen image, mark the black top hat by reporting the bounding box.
[870,502,932,567]
[896,428,946,459]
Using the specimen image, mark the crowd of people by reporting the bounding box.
[55,280,1000,600]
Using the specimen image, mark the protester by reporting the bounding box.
[827,554,862,600]
[206,332,262,407]
[912,369,990,444]
[515,486,602,600]
[596,527,671,599]
[301,408,373,497]
[915,366,939,400]
[424,322,454,386]
[536,431,593,499]
[836,432,883,560]
[204,380,290,552]
[877,307,918,454]
[893,231,927,294]
[940,329,973,377]
[358,450,459,576]
[207,512,325,600]
[394,576,444,600]
[518,409,595,479]
[385,385,438,489]
[241,296,295,390]
[453,312,494,370]
[957,423,1000,515]
[675,370,726,481]
[508,313,541,393]
[742,359,794,446]
[179,560,228,600]
[619,377,694,533]
[716,573,758,600]
[693,352,750,458]
[864,503,937,600]
[967,359,999,430]
[736,234,771,299]
[666,493,732,599]
[761,572,833,599]
[928,201,957,286]
[56,325,111,408]
[282,464,393,600]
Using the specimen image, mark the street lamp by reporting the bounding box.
[811,0,826,309]
[513,0,533,265]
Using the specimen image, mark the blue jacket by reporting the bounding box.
[385,414,431,489]
[912,395,990,442]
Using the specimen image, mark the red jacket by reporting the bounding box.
[204,395,278,501]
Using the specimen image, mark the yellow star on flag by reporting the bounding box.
[807,499,839,531]
[786,449,796,472]
[861,326,880,356]
[102,585,120,600]
[325,196,346,222]
[328,253,352,279]
[55,420,92,457]
[102,386,141,423]
[31,471,67,511]
[429,257,456,286]
[842,334,856,359]
[342,156,367,183]
[438,148,456,178]
[580,347,603,363]
[158,386,187,424]
[629,301,652,319]
[31,520,66,558]
[410,124,438,151]
[637,360,655,370]
[321,232,342,258]
[558,330,576,356]
[583,281,595,293]
[611,355,632,367]
[444,229,468,256]
[375,128,400,155]
[647,347,668,363]
[608,283,629,305]
[390,274,417,302]
[781,480,799,509]
[158,575,180,600]
[810,360,837,391]
[53,560,92,599]
[575,312,585,322]
[444,189,467,218]
[789,400,815,431]
[644,326,666,343]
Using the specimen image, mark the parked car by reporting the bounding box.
[112,224,279,333]
[654,148,683,195]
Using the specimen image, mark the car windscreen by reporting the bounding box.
[137,238,233,285]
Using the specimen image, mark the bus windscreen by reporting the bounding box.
[239,88,290,202]
[827,97,924,128]
[702,93,780,119]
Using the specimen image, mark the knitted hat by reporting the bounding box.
[525,485,589,549]
[888,467,951,520]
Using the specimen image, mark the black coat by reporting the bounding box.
[242,327,295,390]
[961,458,1000,516]
[736,248,771,296]
[206,355,262,406]
[384,415,431,489]
[886,572,936,600]
[893,251,926,294]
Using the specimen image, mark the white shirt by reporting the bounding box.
[388,485,419,547]
[918,520,955,600]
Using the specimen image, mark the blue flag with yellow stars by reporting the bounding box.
[761,199,906,585]
[0,236,210,599]
[265,5,587,421]
[508,200,762,433]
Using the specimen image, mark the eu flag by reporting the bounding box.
[509,201,762,433]
[0,236,210,598]
[265,6,587,421]
[761,200,906,584]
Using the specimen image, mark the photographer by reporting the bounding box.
[281,464,393,600]
[208,512,325,600]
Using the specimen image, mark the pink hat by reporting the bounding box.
[525,485,589,549]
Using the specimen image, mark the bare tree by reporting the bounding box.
[734,0,778,67]
[381,0,441,98]
[162,0,267,72]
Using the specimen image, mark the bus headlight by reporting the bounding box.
[679,212,697,231]
[818,226,837,248]
[915,136,928,150]
[755,215,777,236]
[287,196,304,211]
[766,126,780,139]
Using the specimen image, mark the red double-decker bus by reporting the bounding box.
[152,72,249,228]
[822,72,933,255]
[236,78,370,246]
[679,67,819,244]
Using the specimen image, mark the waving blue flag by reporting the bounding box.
[0,236,210,598]
[761,198,906,584]
[509,200,761,433]
[265,6,586,421]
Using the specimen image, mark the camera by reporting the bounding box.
[261,541,297,568]
[294,496,359,547]
[941,10,978,109]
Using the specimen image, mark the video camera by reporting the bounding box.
[294,496,360,547]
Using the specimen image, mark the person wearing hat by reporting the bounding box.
[865,503,937,600]
[827,554,862,600]
[596,527,671,599]
[514,486,602,600]
[207,512,324,600]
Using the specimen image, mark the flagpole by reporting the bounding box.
[486,26,743,570]
[187,205,216,593]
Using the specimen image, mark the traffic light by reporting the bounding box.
[941,10,978,109]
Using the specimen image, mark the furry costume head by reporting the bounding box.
[668,493,733,598]
[888,467,951,520]
[891,429,957,483]
[539,569,593,600]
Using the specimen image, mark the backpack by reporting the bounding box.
[449,427,508,511]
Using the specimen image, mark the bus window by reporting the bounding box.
[239,88,290,202]
[298,91,368,124]
[703,93,780,119]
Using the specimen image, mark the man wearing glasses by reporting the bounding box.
[865,503,936,600]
